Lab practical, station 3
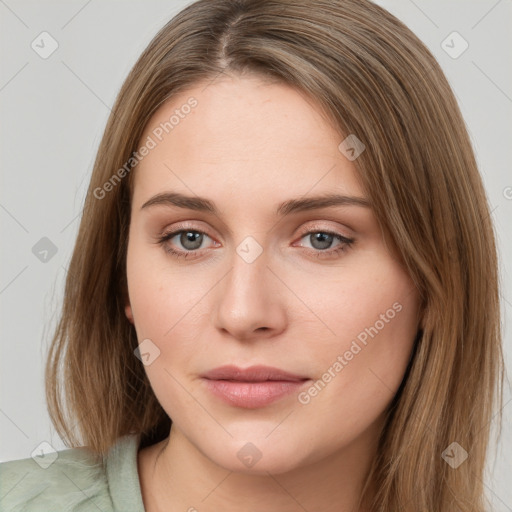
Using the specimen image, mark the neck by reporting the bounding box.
[138,420,382,512]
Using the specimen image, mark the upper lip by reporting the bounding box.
[202,365,308,382]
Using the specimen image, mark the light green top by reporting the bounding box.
[0,434,145,511]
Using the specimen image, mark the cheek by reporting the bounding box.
[127,265,204,422]
[298,260,419,429]
[295,250,418,352]
[126,234,204,339]
[126,238,211,391]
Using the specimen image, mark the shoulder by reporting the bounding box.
[0,434,143,512]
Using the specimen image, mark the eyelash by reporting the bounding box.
[156,226,355,261]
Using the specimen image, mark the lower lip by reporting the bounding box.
[203,379,308,408]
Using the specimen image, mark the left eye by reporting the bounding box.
[294,230,355,259]
[299,231,345,251]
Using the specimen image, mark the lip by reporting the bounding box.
[201,365,310,409]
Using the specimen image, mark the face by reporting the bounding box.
[125,74,420,474]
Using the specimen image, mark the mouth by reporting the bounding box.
[201,365,310,409]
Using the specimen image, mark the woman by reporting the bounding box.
[0,0,503,510]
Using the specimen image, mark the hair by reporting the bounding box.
[45,0,504,510]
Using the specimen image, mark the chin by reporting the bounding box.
[202,437,311,476]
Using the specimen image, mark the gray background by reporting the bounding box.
[1,0,511,509]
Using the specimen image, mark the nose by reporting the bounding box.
[212,242,288,342]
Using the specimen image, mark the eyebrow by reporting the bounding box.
[140,191,371,216]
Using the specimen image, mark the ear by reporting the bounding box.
[125,302,134,324]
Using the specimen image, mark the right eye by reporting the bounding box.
[157,229,218,259]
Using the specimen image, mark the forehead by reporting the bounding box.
[131,75,365,211]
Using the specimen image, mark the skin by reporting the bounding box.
[125,74,421,512]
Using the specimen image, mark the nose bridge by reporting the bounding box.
[227,234,271,301]
[212,232,286,337]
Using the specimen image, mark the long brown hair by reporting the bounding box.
[45,1,504,510]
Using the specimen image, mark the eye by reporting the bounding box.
[295,230,354,259]
[157,229,216,259]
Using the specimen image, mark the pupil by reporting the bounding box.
[312,233,332,250]
[182,231,202,250]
